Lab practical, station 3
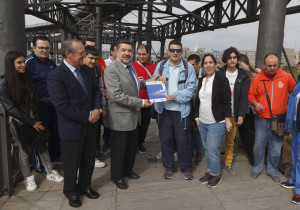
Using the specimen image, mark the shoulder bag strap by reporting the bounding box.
[137,61,152,77]
[262,80,273,118]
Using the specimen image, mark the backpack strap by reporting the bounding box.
[178,60,189,84]
[159,59,168,76]
[159,59,189,84]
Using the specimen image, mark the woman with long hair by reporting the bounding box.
[0,50,63,191]
[237,53,257,166]
[194,54,232,188]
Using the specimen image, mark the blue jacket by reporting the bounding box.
[25,52,56,100]
[152,59,197,118]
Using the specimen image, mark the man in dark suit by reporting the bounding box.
[47,39,101,207]
[104,40,153,190]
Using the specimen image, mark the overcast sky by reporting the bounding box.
[25,0,300,53]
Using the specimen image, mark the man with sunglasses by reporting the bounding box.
[25,35,61,163]
[152,39,197,180]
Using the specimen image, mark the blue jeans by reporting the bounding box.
[252,116,284,176]
[191,129,202,154]
[290,121,300,194]
[199,122,226,176]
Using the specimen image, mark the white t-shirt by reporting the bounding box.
[104,57,113,67]
[226,70,238,115]
[199,74,216,124]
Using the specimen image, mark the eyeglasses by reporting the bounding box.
[169,49,182,53]
[36,46,51,51]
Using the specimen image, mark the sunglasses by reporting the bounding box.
[169,49,182,53]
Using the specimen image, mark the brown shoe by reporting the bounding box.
[199,172,212,184]
[207,175,222,188]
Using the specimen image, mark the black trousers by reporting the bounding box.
[238,109,255,163]
[61,123,98,197]
[110,127,139,181]
[138,107,151,145]
[159,110,192,172]
[39,103,61,161]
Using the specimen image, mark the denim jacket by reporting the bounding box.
[152,59,197,118]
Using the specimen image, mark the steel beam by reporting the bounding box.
[0,104,12,197]
[160,39,165,59]
[146,0,153,61]
[95,0,103,56]
[255,0,288,68]
[0,0,26,75]
[137,5,143,46]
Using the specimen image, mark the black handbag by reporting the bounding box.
[12,118,51,155]
[262,81,286,136]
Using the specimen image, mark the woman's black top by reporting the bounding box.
[194,71,232,122]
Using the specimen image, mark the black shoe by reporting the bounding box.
[292,194,300,204]
[67,193,81,207]
[280,180,295,189]
[81,188,100,199]
[138,144,146,153]
[195,153,202,165]
[113,179,128,189]
[102,144,110,152]
[127,170,140,179]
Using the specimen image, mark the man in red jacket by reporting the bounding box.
[248,53,295,183]
[132,44,156,153]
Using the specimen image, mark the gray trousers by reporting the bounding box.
[9,121,53,178]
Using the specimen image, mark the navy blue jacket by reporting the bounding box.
[25,52,56,100]
[47,61,101,140]
[219,65,250,122]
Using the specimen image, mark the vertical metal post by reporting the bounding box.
[160,39,165,60]
[255,0,288,68]
[138,5,143,46]
[67,32,73,39]
[0,0,26,75]
[133,40,136,62]
[0,104,12,196]
[95,0,103,56]
[0,0,25,196]
[53,41,58,64]
[61,29,67,43]
[146,0,153,61]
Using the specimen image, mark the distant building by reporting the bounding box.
[239,50,256,66]
[295,50,300,64]
[281,48,295,67]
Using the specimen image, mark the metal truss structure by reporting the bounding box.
[25,0,300,45]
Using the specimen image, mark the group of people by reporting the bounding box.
[1,35,300,207]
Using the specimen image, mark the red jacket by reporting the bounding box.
[248,68,295,118]
[132,61,156,99]
[97,57,107,100]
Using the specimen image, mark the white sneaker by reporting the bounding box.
[47,169,64,182]
[25,175,37,191]
[156,152,162,160]
[174,152,178,162]
[95,159,106,168]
